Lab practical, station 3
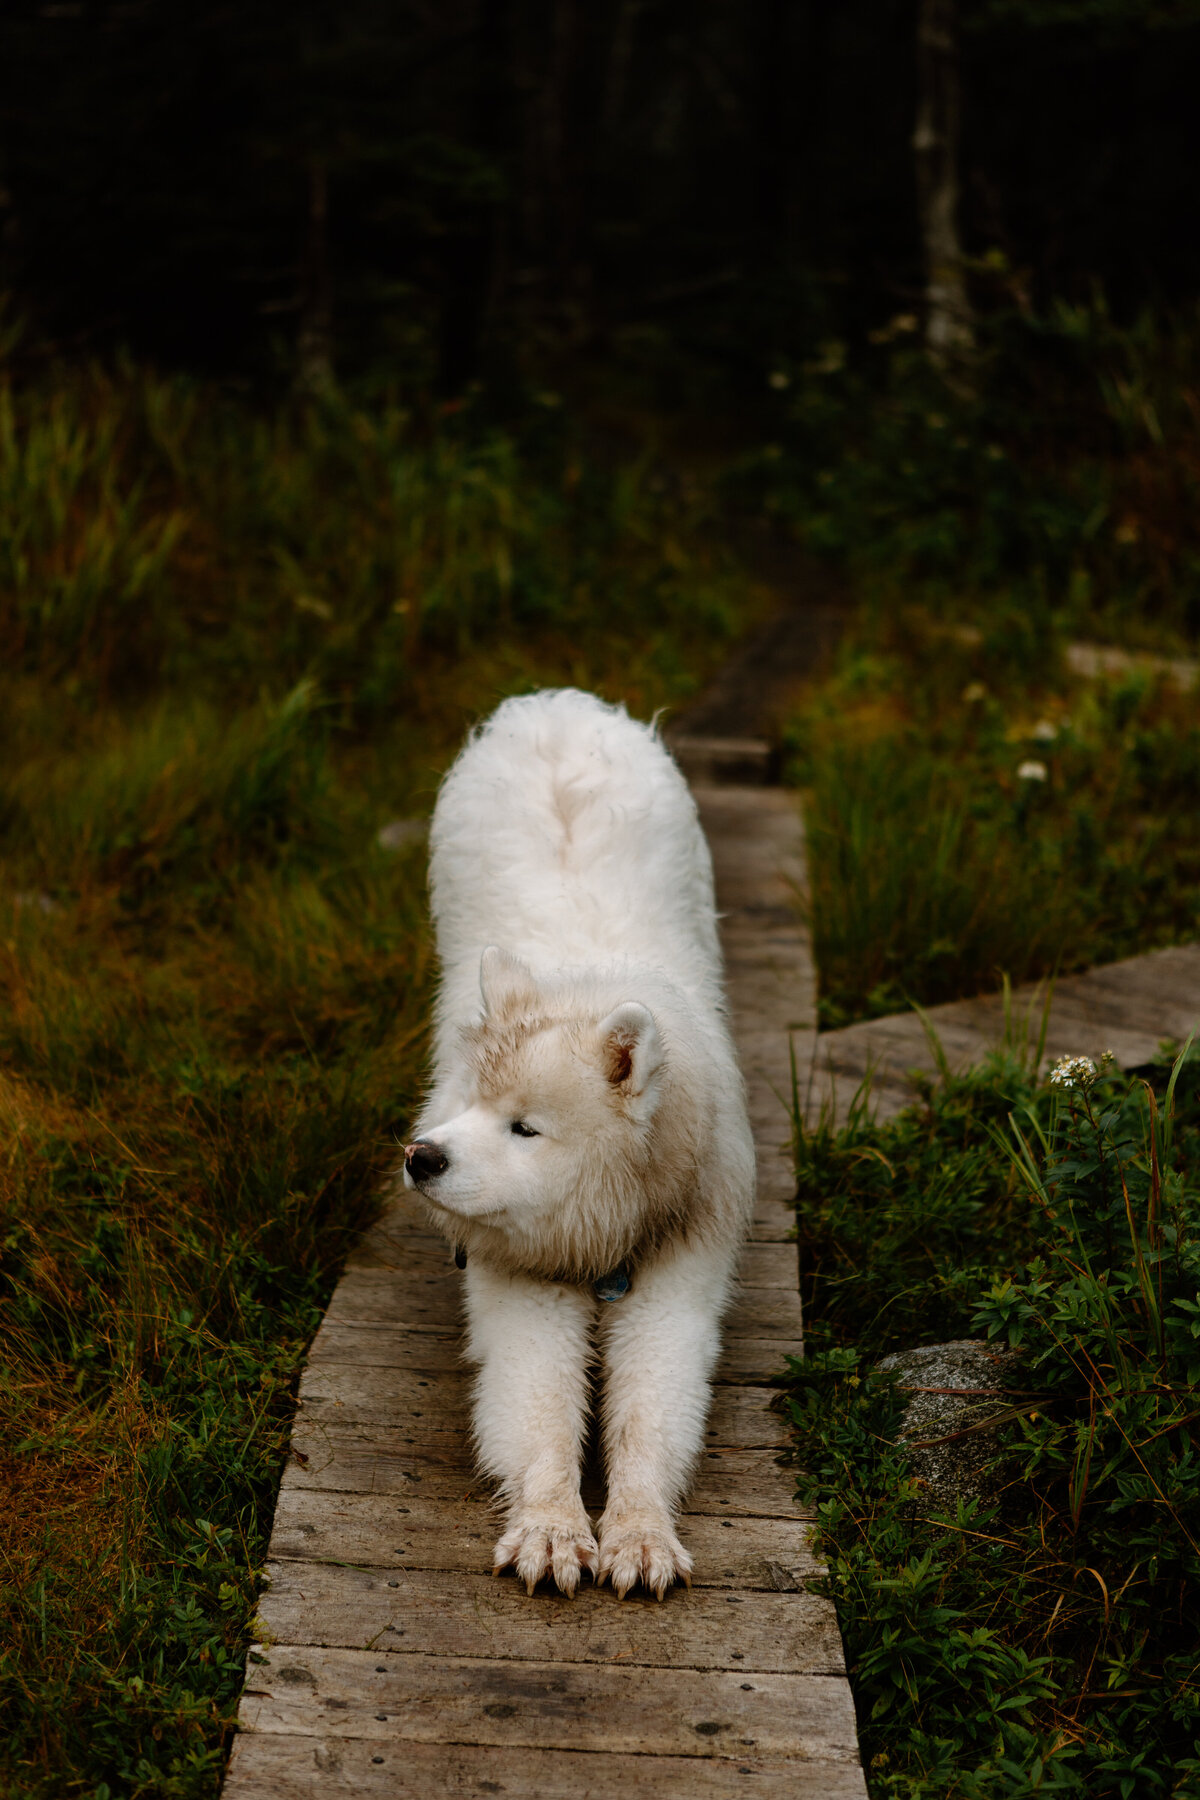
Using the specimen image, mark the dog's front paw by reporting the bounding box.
[597,1514,693,1600]
[493,1508,598,1597]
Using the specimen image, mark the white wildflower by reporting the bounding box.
[962,681,987,703]
[1017,760,1048,781]
[1050,1054,1097,1091]
[768,370,791,391]
[1032,720,1058,742]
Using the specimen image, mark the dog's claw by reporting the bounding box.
[597,1517,693,1600]
[493,1511,597,1598]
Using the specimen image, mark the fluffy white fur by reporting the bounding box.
[403,688,754,1598]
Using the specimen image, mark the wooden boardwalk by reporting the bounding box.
[223,782,866,1797]
[808,943,1200,1128]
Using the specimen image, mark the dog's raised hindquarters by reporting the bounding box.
[403,689,755,1598]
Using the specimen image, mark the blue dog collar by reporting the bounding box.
[451,1245,632,1301]
[593,1263,632,1303]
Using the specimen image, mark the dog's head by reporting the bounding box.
[403,948,666,1264]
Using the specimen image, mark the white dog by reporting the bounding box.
[403,689,754,1598]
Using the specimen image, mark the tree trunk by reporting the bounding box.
[436,0,513,395]
[544,0,578,298]
[296,158,335,398]
[914,0,973,364]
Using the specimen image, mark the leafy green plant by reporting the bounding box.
[789,1044,1200,1796]
[735,296,1200,646]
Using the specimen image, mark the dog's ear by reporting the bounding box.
[479,946,539,1017]
[597,1002,664,1121]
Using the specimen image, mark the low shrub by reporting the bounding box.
[789,1044,1200,1796]
[735,295,1200,645]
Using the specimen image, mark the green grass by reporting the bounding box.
[788,1044,1200,1797]
[786,614,1200,1027]
[0,358,753,1797]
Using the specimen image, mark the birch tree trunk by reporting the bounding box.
[914,0,974,363]
[296,159,335,398]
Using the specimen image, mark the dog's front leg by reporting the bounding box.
[597,1238,736,1599]
[463,1260,597,1596]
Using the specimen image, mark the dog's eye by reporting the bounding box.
[510,1120,539,1138]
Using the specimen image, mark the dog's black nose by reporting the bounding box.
[405,1140,449,1181]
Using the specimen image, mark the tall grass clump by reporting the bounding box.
[789,1045,1200,1796]
[0,699,434,1797]
[789,619,1200,1026]
[0,361,745,722]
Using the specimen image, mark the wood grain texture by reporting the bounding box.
[280,1423,804,1518]
[296,1370,789,1449]
[267,1494,819,1583]
[254,1563,846,1674]
[238,1646,859,1760]
[225,1732,870,1798]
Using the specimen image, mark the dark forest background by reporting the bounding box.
[2,0,1199,393]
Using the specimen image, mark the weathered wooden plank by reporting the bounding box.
[345,1234,460,1277]
[736,1241,798,1287]
[747,1212,797,1245]
[321,1271,801,1340]
[352,1197,801,1281]
[323,1270,460,1332]
[267,1494,818,1583]
[254,1563,845,1674]
[282,1419,481,1501]
[345,1197,445,1246]
[809,936,1200,1127]
[725,1287,803,1339]
[307,1317,799,1383]
[687,1449,802,1518]
[297,1369,785,1450]
[307,1322,466,1371]
[298,1365,470,1435]
[282,1422,800,1518]
[715,1338,800,1384]
[238,1647,858,1762]
[224,1731,870,1798]
[707,1386,790,1448]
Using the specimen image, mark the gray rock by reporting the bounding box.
[876,1339,1025,1512]
[376,818,427,853]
